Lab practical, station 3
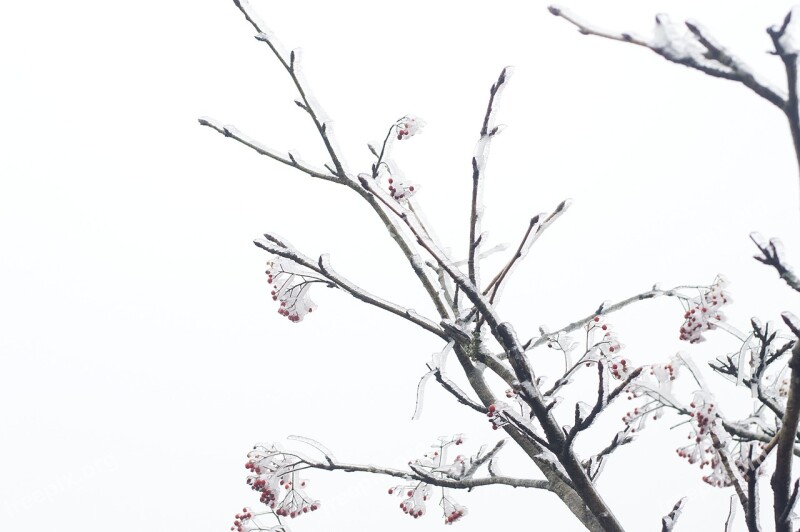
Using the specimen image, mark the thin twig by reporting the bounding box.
[661,497,687,532]
[484,199,571,306]
[710,431,750,528]
[309,458,550,490]
[751,233,800,293]
[198,118,338,183]
[523,284,699,350]
[469,67,512,291]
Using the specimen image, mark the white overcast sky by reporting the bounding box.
[3,1,800,531]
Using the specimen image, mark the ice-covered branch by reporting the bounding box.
[660,497,687,532]
[432,369,485,413]
[751,233,800,293]
[253,236,446,336]
[204,2,453,324]
[229,0,347,178]
[523,284,700,350]
[771,330,800,532]
[484,199,571,306]
[469,67,511,290]
[317,254,447,338]
[198,118,339,183]
[548,5,787,110]
[550,5,800,206]
[767,10,800,185]
[710,431,752,530]
[724,495,738,532]
[567,365,643,449]
[583,428,635,481]
[354,175,626,529]
[322,460,549,491]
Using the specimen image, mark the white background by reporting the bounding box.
[2,1,800,530]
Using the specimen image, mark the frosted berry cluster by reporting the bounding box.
[388,435,469,524]
[580,317,632,379]
[230,506,291,532]
[395,115,424,140]
[266,257,319,323]
[486,403,508,431]
[245,445,320,521]
[673,391,733,486]
[389,484,432,519]
[620,355,686,431]
[230,507,254,532]
[679,276,731,343]
[442,497,468,525]
[386,176,418,200]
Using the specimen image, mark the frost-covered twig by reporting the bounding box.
[660,497,687,532]
[317,254,447,338]
[710,431,752,529]
[433,369,485,414]
[724,495,738,532]
[548,5,786,109]
[469,67,511,290]
[582,429,635,481]
[567,365,643,449]
[550,5,800,208]
[767,10,800,184]
[751,233,800,293]
[523,284,701,350]
[252,236,447,336]
[285,440,550,490]
[462,439,507,479]
[484,199,571,306]
[197,118,338,183]
[203,2,453,324]
[231,0,348,178]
